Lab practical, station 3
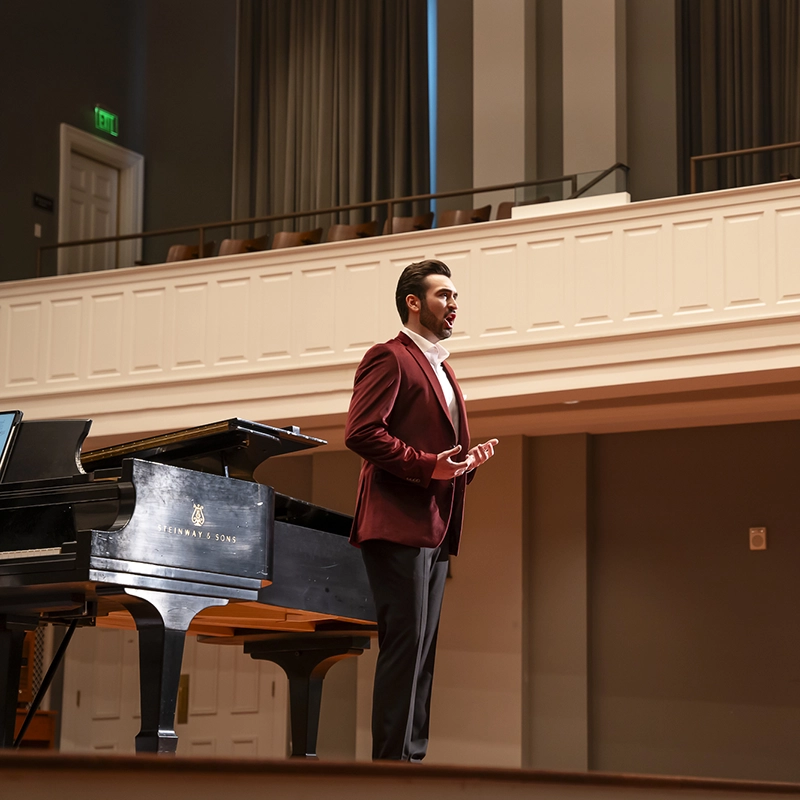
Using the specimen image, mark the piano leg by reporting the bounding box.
[244,634,371,758]
[115,589,227,755]
[0,617,36,749]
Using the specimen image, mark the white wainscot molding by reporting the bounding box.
[4,181,800,441]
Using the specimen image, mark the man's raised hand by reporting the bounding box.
[431,439,499,480]
[465,438,498,472]
[431,444,467,479]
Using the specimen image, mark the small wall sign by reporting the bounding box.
[94,105,119,137]
[33,193,54,213]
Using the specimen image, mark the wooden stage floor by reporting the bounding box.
[3,752,800,800]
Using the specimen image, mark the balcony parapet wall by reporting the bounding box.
[3,182,800,442]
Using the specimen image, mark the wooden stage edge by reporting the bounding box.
[2,752,800,800]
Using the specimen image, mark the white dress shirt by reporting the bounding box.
[401,327,460,435]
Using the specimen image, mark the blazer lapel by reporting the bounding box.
[397,333,456,434]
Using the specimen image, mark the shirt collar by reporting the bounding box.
[401,327,450,365]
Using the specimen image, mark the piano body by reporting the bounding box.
[0,415,375,756]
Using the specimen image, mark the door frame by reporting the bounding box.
[58,124,145,274]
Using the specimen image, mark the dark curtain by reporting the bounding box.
[678,0,800,192]
[233,0,430,235]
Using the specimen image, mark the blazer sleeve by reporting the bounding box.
[345,344,437,486]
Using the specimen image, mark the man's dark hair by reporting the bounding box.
[395,260,451,323]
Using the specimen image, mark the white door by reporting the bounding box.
[60,626,288,757]
[64,152,119,274]
[178,635,287,758]
[57,125,145,274]
[60,627,140,752]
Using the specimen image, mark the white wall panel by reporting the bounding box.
[298,267,336,356]
[775,206,800,304]
[6,302,41,386]
[131,288,165,373]
[574,232,613,325]
[88,293,124,376]
[173,283,209,369]
[341,260,381,351]
[623,227,662,319]
[723,213,764,308]
[526,239,567,331]
[257,272,292,360]
[673,219,713,314]
[477,245,518,338]
[214,277,250,365]
[48,297,82,381]
[4,182,800,437]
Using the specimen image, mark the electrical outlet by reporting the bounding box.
[749,527,767,550]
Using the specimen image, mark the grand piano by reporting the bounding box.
[0,412,375,756]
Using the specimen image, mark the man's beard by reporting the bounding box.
[419,298,451,340]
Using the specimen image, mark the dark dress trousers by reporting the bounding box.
[345,332,471,760]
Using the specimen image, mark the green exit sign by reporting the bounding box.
[94,106,119,137]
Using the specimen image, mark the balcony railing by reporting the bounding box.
[36,163,630,277]
[690,140,800,193]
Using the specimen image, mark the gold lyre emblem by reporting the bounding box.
[191,503,205,526]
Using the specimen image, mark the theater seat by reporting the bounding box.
[271,228,323,249]
[218,235,268,255]
[437,205,491,227]
[325,221,378,242]
[165,241,215,262]
[383,212,434,234]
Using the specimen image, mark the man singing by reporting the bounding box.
[345,259,498,761]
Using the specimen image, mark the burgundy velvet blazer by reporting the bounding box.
[345,332,471,555]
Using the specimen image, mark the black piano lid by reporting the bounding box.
[81,418,327,481]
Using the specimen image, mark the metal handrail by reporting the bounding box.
[689,140,800,193]
[568,162,629,199]
[36,166,625,276]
